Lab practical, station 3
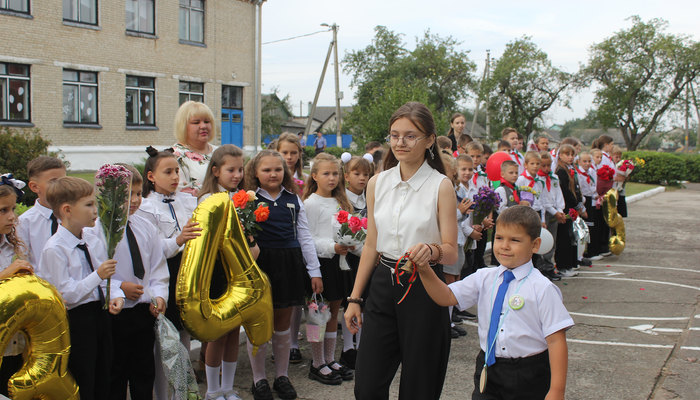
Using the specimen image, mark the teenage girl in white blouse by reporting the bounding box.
[345,102,458,400]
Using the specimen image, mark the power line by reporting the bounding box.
[263,29,331,45]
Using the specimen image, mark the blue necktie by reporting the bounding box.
[486,270,515,366]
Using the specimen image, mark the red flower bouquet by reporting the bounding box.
[333,210,367,271]
[596,165,616,199]
[566,208,579,221]
[231,190,269,239]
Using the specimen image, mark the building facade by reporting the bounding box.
[0,0,262,169]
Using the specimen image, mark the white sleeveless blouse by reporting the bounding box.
[374,160,447,260]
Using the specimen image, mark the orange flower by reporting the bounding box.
[232,190,249,209]
[254,204,270,222]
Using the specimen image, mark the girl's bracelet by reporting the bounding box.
[430,243,443,264]
[346,297,363,304]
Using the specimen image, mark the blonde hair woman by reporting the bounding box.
[172,101,219,196]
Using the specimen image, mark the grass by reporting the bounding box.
[67,171,96,184]
[623,182,675,196]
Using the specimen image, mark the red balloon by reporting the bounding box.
[486,152,512,181]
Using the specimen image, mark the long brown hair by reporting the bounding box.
[0,187,26,260]
[383,102,446,175]
[592,134,614,150]
[447,112,465,136]
[244,150,297,195]
[276,132,304,178]
[302,154,353,212]
[198,144,245,200]
[556,144,576,194]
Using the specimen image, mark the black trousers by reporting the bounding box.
[460,248,477,279]
[555,220,577,271]
[489,211,499,266]
[355,259,451,400]
[472,350,551,400]
[110,303,157,400]
[474,230,489,270]
[594,203,610,253]
[583,197,599,258]
[0,354,22,397]
[67,301,113,400]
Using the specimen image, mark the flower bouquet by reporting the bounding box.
[305,293,330,342]
[616,158,643,177]
[565,208,579,221]
[332,210,368,271]
[95,164,132,309]
[465,186,502,251]
[517,185,539,205]
[294,178,305,194]
[596,165,616,206]
[231,190,270,244]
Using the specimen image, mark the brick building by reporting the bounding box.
[0,0,263,169]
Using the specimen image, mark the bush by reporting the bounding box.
[0,127,67,206]
[624,151,700,184]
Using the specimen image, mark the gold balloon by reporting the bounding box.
[602,189,626,255]
[177,192,273,353]
[0,274,79,400]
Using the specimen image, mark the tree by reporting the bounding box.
[583,16,700,150]
[481,36,576,139]
[560,109,601,138]
[343,26,476,144]
[261,87,292,142]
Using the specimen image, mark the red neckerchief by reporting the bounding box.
[577,167,591,184]
[537,170,551,190]
[511,151,522,165]
[500,179,520,202]
[521,171,536,188]
[473,174,478,185]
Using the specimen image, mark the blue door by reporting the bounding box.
[221,108,243,147]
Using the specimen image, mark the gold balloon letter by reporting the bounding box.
[603,189,626,255]
[0,274,79,400]
[177,192,273,351]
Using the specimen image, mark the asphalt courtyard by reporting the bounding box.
[193,185,700,400]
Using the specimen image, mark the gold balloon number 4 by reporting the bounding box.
[603,189,626,255]
[177,192,274,353]
[0,274,79,400]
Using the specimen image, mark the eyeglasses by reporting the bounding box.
[385,134,429,148]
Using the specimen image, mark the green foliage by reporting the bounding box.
[0,127,68,206]
[323,147,347,159]
[623,151,700,184]
[132,157,147,179]
[261,87,293,142]
[560,109,601,138]
[583,16,700,150]
[15,203,30,216]
[481,36,576,139]
[343,26,477,146]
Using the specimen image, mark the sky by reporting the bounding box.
[261,0,700,127]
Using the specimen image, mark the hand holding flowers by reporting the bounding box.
[231,190,270,242]
[465,187,501,251]
[333,210,368,270]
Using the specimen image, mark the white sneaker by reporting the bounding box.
[559,269,579,277]
[572,265,580,271]
[205,392,225,400]
[224,390,243,400]
[600,252,612,257]
[587,255,604,261]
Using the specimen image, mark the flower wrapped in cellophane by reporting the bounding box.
[615,158,640,177]
[465,186,501,251]
[332,210,367,271]
[305,293,330,343]
[517,185,540,205]
[94,164,132,309]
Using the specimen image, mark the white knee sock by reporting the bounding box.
[246,337,267,384]
[290,306,302,349]
[323,331,337,365]
[339,311,355,352]
[272,328,291,379]
[221,361,237,392]
[206,365,222,394]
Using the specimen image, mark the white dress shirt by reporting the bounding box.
[304,193,340,260]
[577,166,597,199]
[374,160,446,260]
[0,235,26,356]
[86,214,169,309]
[255,186,321,278]
[449,261,574,358]
[456,182,478,248]
[516,172,546,222]
[510,151,525,175]
[540,174,565,216]
[137,191,197,259]
[16,198,57,270]
[40,225,125,309]
[345,188,366,212]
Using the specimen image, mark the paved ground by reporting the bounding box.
[188,186,700,400]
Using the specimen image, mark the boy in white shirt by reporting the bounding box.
[536,152,566,281]
[17,156,67,271]
[515,151,546,224]
[502,128,525,175]
[577,152,602,262]
[416,206,573,400]
[41,177,124,400]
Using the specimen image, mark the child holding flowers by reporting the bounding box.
[302,153,356,384]
[537,151,565,281]
[554,145,583,277]
[516,151,546,225]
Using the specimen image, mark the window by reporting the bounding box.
[1,0,29,13]
[179,81,203,105]
[0,63,30,122]
[63,0,97,25]
[221,86,242,109]
[179,0,203,43]
[126,0,154,34]
[126,76,155,126]
[62,70,98,125]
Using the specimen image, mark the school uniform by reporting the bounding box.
[355,160,451,400]
[577,167,599,258]
[344,189,368,306]
[515,172,546,224]
[16,198,58,272]
[494,183,519,214]
[88,214,169,400]
[449,261,574,400]
[254,186,321,308]
[0,235,26,397]
[536,171,564,274]
[509,151,525,175]
[554,167,582,271]
[473,167,491,270]
[137,191,196,330]
[40,226,125,400]
[449,182,477,278]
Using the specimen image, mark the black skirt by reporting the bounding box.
[257,247,308,309]
[318,255,348,302]
[165,252,185,331]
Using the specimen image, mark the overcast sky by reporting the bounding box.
[261,1,700,126]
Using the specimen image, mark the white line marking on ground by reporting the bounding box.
[571,312,688,321]
[681,346,700,351]
[577,271,624,276]
[690,327,700,331]
[575,277,700,292]
[569,339,672,349]
[600,264,700,274]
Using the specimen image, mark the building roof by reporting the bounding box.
[311,106,354,124]
[572,129,626,146]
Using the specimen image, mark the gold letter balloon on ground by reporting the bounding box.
[177,192,273,353]
[0,274,79,400]
[603,189,626,255]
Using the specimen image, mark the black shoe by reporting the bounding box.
[328,361,354,381]
[578,258,592,267]
[308,364,342,385]
[455,310,477,320]
[452,324,467,336]
[543,270,562,281]
[273,376,297,399]
[450,327,460,339]
[451,314,464,324]
[289,348,302,364]
[251,379,274,400]
[339,348,357,369]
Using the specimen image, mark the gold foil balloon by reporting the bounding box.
[177,192,273,353]
[602,189,626,255]
[0,274,79,400]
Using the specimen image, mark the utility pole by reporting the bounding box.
[331,23,342,148]
[685,86,689,155]
[471,51,490,139]
[304,39,334,140]
[691,82,700,154]
[485,50,491,138]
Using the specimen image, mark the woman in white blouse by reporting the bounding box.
[345,102,458,400]
[172,101,219,196]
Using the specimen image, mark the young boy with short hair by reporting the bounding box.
[482,144,493,167]
[463,142,494,276]
[17,156,67,270]
[416,205,573,400]
[516,151,546,225]
[517,132,525,154]
[536,136,550,152]
[495,161,528,214]
[40,176,124,400]
[502,128,524,174]
[437,136,453,156]
[537,152,565,281]
[497,140,511,153]
[456,134,473,156]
